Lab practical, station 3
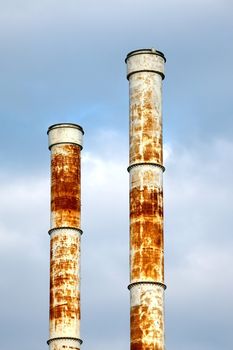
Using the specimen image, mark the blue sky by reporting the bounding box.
[0,1,232,349]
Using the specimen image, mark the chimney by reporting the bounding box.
[125,49,166,350]
[47,123,84,350]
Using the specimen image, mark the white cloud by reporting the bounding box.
[0,0,229,35]
[0,174,49,257]
[0,173,49,350]
[165,138,233,349]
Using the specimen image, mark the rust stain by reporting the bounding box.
[131,305,163,350]
[129,77,162,165]
[130,185,163,282]
[51,144,81,228]
[50,232,80,333]
[130,186,163,219]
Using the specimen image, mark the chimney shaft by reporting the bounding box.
[126,49,166,350]
[47,123,84,350]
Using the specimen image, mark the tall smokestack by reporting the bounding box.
[125,49,166,350]
[47,123,84,350]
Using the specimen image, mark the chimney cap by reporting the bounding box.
[47,123,84,150]
[47,123,84,135]
[125,48,166,63]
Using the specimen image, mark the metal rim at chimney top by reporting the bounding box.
[125,48,166,63]
[125,48,166,80]
[47,123,84,135]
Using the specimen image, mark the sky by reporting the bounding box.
[0,0,232,349]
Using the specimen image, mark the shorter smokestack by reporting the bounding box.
[47,123,84,350]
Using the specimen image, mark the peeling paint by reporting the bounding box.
[51,144,81,229]
[130,284,165,350]
[50,229,81,338]
[130,166,164,283]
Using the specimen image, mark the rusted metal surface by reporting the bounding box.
[48,124,83,350]
[130,165,164,284]
[126,49,166,350]
[51,144,81,229]
[129,73,163,165]
[130,284,165,350]
[50,229,81,338]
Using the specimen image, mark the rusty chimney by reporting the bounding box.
[47,123,84,350]
[125,49,166,350]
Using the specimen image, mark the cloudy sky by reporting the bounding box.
[0,0,232,349]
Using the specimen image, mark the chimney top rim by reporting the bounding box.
[125,48,166,63]
[47,123,84,135]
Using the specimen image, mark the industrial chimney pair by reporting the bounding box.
[47,48,166,350]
